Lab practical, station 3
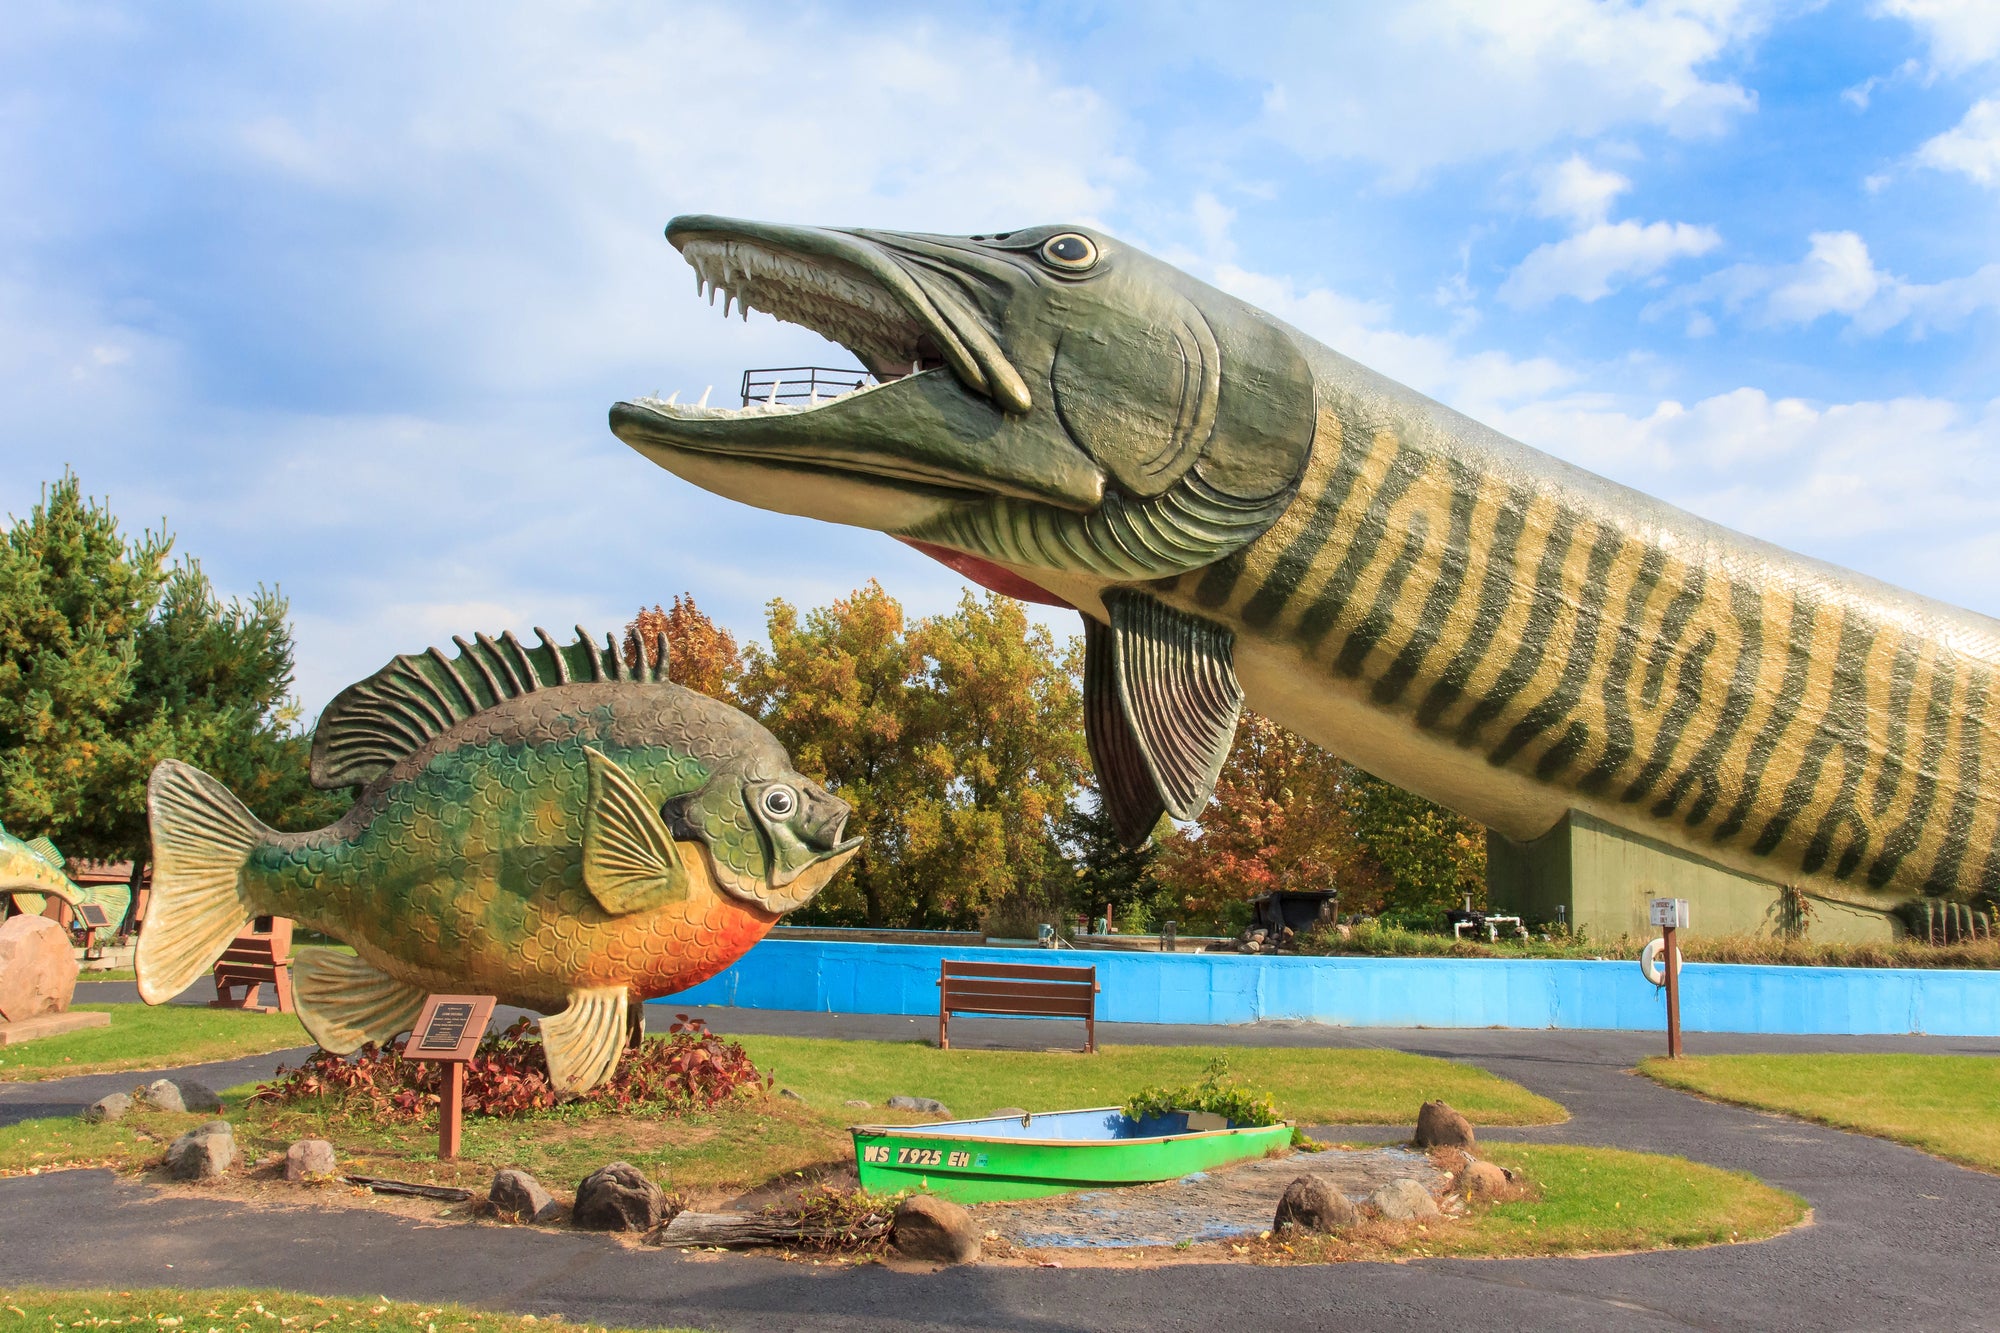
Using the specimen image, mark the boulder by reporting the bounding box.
[888,1095,952,1117]
[573,1161,667,1232]
[892,1194,981,1263]
[1273,1174,1359,1233]
[1369,1178,1441,1222]
[175,1080,224,1113]
[285,1139,338,1181]
[136,1079,187,1113]
[1414,1100,1475,1149]
[84,1093,132,1124]
[489,1168,563,1224]
[0,914,79,1022]
[165,1121,235,1181]
[1460,1160,1513,1199]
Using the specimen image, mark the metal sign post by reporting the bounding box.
[403,993,496,1159]
[1649,898,1689,1058]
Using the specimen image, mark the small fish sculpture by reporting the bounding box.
[0,824,91,920]
[137,627,860,1094]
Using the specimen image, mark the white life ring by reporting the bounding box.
[1640,937,1683,987]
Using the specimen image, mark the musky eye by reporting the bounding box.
[1041,233,1098,270]
[761,786,797,817]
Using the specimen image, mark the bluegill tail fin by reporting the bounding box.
[138,760,270,1004]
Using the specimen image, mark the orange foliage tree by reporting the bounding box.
[622,593,745,700]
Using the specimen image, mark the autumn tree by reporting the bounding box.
[1346,767,1488,919]
[623,593,744,700]
[739,582,1085,929]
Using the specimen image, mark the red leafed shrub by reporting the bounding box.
[251,1015,770,1121]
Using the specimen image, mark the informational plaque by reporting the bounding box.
[402,993,496,1160]
[1648,898,1690,929]
[404,994,496,1063]
[74,904,112,929]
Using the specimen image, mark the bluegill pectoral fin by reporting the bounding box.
[1085,591,1245,849]
[582,748,689,914]
[293,948,428,1054]
[540,986,627,1097]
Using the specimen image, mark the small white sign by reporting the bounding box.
[1649,897,1690,929]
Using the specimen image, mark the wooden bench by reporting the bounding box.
[211,916,295,1014]
[938,959,1098,1053]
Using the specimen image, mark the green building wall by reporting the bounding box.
[1486,809,1900,944]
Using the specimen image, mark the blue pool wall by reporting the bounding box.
[661,939,2000,1037]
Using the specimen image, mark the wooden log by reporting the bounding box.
[344,1174,474,1202]
[659,1209,889,1248]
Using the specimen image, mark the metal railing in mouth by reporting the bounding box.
[739,366,875,407]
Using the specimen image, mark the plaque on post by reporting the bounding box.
[402,994,496,1159]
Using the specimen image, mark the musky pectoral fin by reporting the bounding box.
[541,986,628,1097]
[1084,591,1244,848]
[293,948,428,1054]
[582,748,689,914]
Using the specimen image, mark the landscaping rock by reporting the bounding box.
[285,1139,337,1181]
[136,1079,187,1113]
[1460,1160,1512,1199]
[1273,1174,1359,1233]
[1414,1100,1475,1149]
[991,1107,1027,1120]
[573,1161,666,1232]
[1370,1178,1440,1222]
[165,1121,235,1181]
[843,1099,872,1109]
[84,1093,132,1124]
[888,1095,952,1117]
[778,1087,806,1103]
[174,1080,224,1113]
[0,914,78,1022]
[489,1168,563,1224]
[892,1194,981,1263]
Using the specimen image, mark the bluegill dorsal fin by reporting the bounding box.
[581,748,688,914]
[1085,591,1244,848]
[24,836,63,869]
[293,948,429,1054]
[311,626,672,789]
[540,986,628,1097]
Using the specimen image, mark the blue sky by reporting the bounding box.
[6,1,1999,716]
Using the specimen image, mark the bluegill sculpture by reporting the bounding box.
[0,825,93,920]
[611,216,2000,915]
[138,628,858,1094]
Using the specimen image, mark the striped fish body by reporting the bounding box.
[1139,348,2000,909]
[245,685,778,1011]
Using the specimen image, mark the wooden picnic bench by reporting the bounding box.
[937,958,1098,1053]
[211,915,295,1014]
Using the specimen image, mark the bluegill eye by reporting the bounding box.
[1040,233,1097,270]
[761,786,797,818]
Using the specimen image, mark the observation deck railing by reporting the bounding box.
[739,366,875,407]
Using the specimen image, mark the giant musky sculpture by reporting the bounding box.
[611,216,2000,920]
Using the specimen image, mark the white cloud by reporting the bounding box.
[1874,0,2000,72]
[1533,156,1632,226]
[1501,219,1722,306]
[1917,96,2000,186]
[1657,229,2000,333]
[1180,0,1768,182]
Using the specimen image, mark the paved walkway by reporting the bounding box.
[3,1006,1998,1330]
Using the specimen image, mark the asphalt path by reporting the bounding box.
[4,1003,1998,1330]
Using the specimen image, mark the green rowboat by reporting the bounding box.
[851,1107,1295,1204]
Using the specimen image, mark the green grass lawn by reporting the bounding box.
[0,1287,701,1331]
[0,1004,306,1082]
[739,1036,1567,1127]
[2,1035,1563,1206]
[1639,1053,2000,1173]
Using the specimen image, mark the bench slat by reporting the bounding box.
[943,995,1096,1018]
[941,961,1097,984]
[943,979,1094,1004]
